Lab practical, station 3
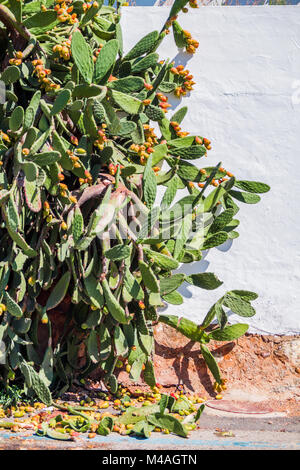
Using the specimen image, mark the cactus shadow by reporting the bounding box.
[171,50,194,70]
[154,339,216,395]
[216,239,233,253]
[169,239,235,299]
[172,251,210,299]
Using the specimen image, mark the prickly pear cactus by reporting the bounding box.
[0,0,270,399]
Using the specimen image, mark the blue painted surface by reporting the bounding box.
[1,431,299,449]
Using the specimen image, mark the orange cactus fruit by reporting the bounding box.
[144,82,153,90]
[69,196,77,204]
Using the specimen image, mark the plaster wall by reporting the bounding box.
[121,6,300,334]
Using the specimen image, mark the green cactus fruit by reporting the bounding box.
[72,206,84,243]
[145,104,165,122]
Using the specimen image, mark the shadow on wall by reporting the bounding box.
[167,51,196,111]
[157,239,233,313]
[158,51,236,303]
[157,48,237,311]
[176,240,233,299]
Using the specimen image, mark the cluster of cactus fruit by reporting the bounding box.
[0,0,270,406]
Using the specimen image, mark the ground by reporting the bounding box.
[0,406,299,450]
[116,325,300,416]
[0,326,299,450]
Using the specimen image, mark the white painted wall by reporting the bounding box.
[121,6,300,334]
